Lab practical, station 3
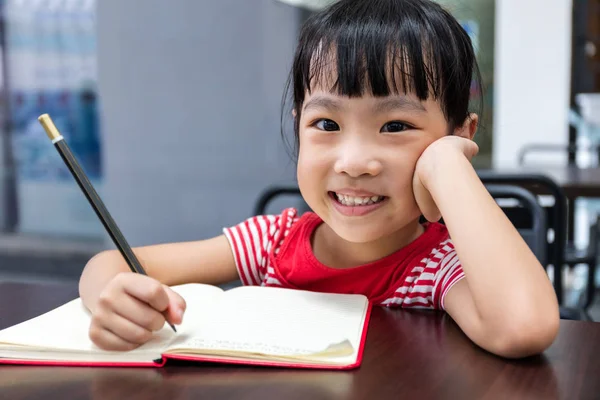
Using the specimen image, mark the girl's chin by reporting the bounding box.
[326,222,390,244]
[323,214,423,245]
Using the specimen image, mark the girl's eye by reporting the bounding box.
[381,121,412,133]
[314,119,340,131]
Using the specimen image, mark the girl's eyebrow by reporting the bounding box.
[303,96,342,113]
[374,97,427,114]
[302,95,427,114]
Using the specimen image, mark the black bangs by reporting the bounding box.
[295,0,440,100]
[283,0,482,152]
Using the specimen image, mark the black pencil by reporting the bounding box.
[38,113,177,333]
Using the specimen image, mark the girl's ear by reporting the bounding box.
[292,109,297,118]
[455,113,478,140]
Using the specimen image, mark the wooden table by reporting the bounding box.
[543,166,600,198]
[1,281,600,400]
[480,166,600,245]
[483,166,600,198]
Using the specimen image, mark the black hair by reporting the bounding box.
[281,0,483,156]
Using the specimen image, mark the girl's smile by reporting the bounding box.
[328,190,388,217]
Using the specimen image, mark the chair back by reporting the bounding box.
[477,171,568,303]
[485,184,548,265]
[255,182,548,266]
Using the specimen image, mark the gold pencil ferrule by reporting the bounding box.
[38,114,62,141]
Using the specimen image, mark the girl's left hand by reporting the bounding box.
[412,136,479,222]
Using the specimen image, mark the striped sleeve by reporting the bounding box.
[222,208,297,286]
[432,240,465,310]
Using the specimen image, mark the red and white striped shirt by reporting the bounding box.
[223,208,464,310]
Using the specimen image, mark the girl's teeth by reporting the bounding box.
[335,193,383,206]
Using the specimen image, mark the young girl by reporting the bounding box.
[80,0,559,358]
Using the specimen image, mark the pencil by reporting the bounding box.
[38,113,177,333]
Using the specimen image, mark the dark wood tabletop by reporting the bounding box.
[480,166,600,198]
[1,280,600,400]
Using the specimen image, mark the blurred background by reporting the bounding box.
[0,0,598,318]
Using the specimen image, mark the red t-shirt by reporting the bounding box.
[223,208,464,309]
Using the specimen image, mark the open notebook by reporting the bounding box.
[0,284,371,370]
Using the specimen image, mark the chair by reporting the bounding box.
[254,186,308,216]
[477,171,597,316]
[517,144,599,166]
[518,105,600,166]
[255,184,548,264]
[255,181,562,289]
[253,182,591,319]
[571,214,600,311]
[484,184,547,265]
[486,184,592,320]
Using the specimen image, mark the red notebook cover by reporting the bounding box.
[0,302,372,370]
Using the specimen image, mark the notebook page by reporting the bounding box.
[0,283,222,363]
[167,286,368,361]
[158,283,224,345]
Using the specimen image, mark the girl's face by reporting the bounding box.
[297,87,451,244]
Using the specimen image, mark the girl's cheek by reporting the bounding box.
[299,143,336,169]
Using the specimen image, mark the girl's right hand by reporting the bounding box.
[88,272,186,351]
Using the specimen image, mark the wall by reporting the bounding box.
[493,0,573,167]
[97,0,300,246]
[435,0,496,168]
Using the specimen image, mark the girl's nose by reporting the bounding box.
[333,140,383,178]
